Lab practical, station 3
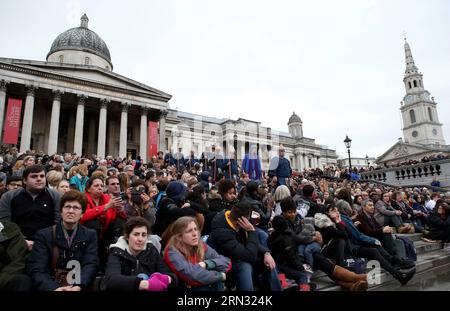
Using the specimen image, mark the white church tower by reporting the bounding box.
[400,37,446,146]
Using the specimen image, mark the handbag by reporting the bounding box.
[344,258,365,274]
[51,225,70,287]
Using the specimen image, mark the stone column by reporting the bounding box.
[140,107,148,163]
[97,98,109,159]
[0,80,8,143]
[88,117,96,156]
[73,94,87,156]
[298,153,305,171]
[119,102,130,159]
[159,109,168,153]
[47,90,63,155]
[296,153,301,171]
[20,85,37,153]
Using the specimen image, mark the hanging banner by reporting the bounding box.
[3,98,23,145]
[148,121,159,160]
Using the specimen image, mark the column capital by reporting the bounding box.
[121,102,131,112]
[77,94,88,105]
[141,105,149,115]
[0,79,9,92]
[100,98,110,109]
[160,109,169,118]
[25,85,37,96]
[52,89,63,101]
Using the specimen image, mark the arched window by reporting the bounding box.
[413,80,417,87]
[409,109,416,123]
[408,81,412,89]
[85,57,90,65]
[428,107,433,121]
[59,55,64,63]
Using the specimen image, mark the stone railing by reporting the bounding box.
[360,159,450,189]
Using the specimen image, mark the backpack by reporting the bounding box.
[396,236,417,261]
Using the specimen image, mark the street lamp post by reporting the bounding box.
[365,154,369,169]
[344,135,352,173]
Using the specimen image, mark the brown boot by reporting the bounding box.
[332,265,367,282]
[335,280,368,291]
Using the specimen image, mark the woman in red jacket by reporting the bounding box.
[81,177,126,270]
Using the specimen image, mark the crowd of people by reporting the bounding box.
[0,144,449,292]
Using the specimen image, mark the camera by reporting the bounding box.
[119,192,127,201]
[131,186,146,204]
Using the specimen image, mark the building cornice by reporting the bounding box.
[402,121,443,131]
[0,60,171,102]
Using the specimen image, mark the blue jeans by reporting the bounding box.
[256,227,269,249]
[231,260,282,291]
[298,242,321,266]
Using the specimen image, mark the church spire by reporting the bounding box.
[404,34,418,75]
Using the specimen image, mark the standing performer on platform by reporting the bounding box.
[242,145,262,181]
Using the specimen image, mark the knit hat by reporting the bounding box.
[166,181,187,204]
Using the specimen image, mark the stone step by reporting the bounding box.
[396,233,423,242]
[314,248,450,291]
[414,240,442,255]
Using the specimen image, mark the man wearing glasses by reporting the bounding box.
[268,145,292,187]
[27,190,98,291]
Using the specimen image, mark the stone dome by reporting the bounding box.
[288,111,302,124]
[47,14,112,68]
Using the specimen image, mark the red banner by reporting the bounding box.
[3,98,23,145]
[148,121,159,160]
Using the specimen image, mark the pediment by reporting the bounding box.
[377,141,435,163]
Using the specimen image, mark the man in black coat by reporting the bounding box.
[27,190,98,291]
[208,201,281,291]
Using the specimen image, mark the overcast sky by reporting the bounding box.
[1,0,449,159]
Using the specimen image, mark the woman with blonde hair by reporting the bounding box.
[46,170,64,189]
[273,185,292,216]
[164,216,231,291]
[12,159,27,177]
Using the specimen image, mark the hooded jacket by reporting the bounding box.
[163,243,231,287]
[267,218,306,271]
[0,221,29,289]
[104,236,177,291]
[314,213,349,246]
[153,197,197,237]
